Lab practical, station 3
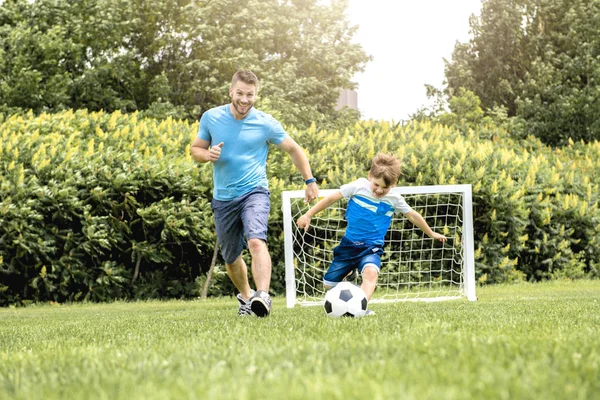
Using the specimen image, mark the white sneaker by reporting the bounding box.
[236,290,255,316]
[250,290,272,317]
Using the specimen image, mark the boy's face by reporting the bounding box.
[368,174,395,198]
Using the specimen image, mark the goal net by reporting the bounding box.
[282,184,476,307]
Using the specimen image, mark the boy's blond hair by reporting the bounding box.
[369,152,402,186]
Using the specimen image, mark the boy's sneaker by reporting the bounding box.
[365,309,376,316]
[250,290,272,317]
[236,290,255,316]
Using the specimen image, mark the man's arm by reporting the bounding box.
[278,137,318,202]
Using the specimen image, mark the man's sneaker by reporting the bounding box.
[250,290,272,317]
[365,309,376,316]
[344,268,358,282]
[236,290,255,316]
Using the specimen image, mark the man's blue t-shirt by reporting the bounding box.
[197,105,288,200]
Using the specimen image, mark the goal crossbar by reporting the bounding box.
[282,184,476,308]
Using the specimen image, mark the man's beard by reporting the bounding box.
[233,101,253,117]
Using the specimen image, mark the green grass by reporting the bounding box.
[1,280,599,400]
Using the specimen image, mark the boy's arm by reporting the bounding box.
[405,210,447,243]
[297,191,344,231]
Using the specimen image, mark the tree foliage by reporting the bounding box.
[0,0,369,129]
[517,0,600,145]
[443,0,600,146]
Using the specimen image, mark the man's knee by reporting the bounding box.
[225,255,244,269]
[247,238,267,254]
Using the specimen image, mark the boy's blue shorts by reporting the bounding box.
[323,236,384,287]
[211,186,270,264]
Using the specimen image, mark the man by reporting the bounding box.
[190,69,319,317]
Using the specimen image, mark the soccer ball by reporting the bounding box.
[323,282,368,318]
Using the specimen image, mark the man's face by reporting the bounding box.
[229,80,257,119]
[368,175,394,198]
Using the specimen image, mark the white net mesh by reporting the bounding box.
[285,188,471,306]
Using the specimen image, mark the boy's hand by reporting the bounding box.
[297,214,311,231]
[431,232,447,243]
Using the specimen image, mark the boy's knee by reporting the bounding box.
[362,264,379,280]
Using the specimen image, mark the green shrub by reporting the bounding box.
[1,110,599,305]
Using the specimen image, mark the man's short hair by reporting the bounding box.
[232,69,259,87]
[370,152,402,186]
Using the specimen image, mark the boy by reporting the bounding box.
[296,153,446,309]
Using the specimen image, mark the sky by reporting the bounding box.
[345,0,483,122]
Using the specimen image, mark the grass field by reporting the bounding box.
[1,280,599,400]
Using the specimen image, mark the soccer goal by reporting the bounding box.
[282,184,476,307]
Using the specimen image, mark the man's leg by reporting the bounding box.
[225,255,253,301]
[225,255,256,316]
[247,238,271,292]
[247,238,272,317]
[212,191,262,316]
[239,188,273,317]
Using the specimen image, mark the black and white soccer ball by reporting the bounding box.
[323,282,368,318]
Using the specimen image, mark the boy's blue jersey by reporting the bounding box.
[340,178,412,246]
[197,105,288,201]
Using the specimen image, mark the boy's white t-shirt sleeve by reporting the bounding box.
[392,194,413,215]
[339,178,368,198]
[389,188,413,214]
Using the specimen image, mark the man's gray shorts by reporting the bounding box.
[211,186,271,264]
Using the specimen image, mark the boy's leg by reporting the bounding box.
[323,262,353,288]
[360,264,379,300]
[359,252,382,301]
[323,240,355,288]
[344,268,358,282]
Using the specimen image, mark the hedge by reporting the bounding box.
[1,110,598,305]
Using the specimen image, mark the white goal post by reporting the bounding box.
[282,184,476,307]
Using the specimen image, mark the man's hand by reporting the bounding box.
[304,182,318,203]
[208,142,224,162]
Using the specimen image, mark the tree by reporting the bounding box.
[444,0,535,117]
[0,0,370,129]
[443,0,600,146]
[516,0,600,145]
